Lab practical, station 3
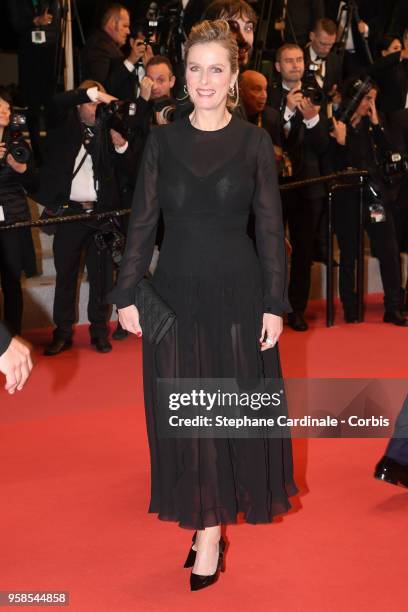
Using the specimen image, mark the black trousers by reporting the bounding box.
[386,395,408,465]
[52,219,113,340]
[282,190,323,313]
[334,193,401,312]
[0,228,27,335]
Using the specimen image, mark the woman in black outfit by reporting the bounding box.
[109,20,297,591]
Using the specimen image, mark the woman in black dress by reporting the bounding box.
[110,19,298,591]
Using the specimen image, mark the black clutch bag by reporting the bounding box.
[135,278,176,345]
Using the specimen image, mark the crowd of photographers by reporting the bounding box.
[1,0,408,359]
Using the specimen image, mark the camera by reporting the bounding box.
[133,1,186,67]
[381,151,408,184]
[153,96,176,123]
[298,64,325,106]
[94,222,125,266]
[337,77,374,124]
[1,112,31,165]
[95,100,136,138]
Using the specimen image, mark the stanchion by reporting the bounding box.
[326,188,335,327]
[0,170,369,329]
[357,175,365,322]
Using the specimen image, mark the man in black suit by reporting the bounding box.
[304,18,343,264]
[7,0,59,163]
[304,18,343,100]
[81,3,153,100]
[269,43,330,331]
[36,81,134,355]
[0,323,33,394]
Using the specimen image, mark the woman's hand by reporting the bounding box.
[367,98,379,125]
[330,117,347,146]
[118,305,142,337]
[259,313,283,352]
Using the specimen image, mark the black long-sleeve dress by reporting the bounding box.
[109,114,298,529]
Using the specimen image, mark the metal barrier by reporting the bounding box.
[0,169,370,328]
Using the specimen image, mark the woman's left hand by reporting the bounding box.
[259,313,283,351]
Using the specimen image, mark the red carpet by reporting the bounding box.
[0,294,407,611]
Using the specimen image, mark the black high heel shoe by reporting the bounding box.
[190,537,226,592]
[183,531,197,568]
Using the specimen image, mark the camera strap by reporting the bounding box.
[71,147,89,182]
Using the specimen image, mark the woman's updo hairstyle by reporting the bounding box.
[184,19,239,109]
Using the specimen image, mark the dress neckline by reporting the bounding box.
[187,112,234,134]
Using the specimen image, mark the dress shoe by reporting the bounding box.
[44,338,72,356]
[190,537,226,592]
[112,323,129,340]
[183,531,197,568]
[374,456,408,488]
[288,312,308,331]
[383,310,408,326]
[91,338,112,353]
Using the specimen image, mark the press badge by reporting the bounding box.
[369,203,386,223]
[0,206,5,222]
[32,30,46,44]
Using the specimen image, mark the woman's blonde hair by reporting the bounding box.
[184,19,239,109]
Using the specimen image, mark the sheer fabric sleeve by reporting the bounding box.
[253,128,292,316]
[107,129,160,309]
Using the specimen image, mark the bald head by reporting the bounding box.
[240,70,268,116]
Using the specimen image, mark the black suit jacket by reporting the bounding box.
[36,89,131,212]
[303,45,343,95]
[0,323,12,356]
[81,29,137,100]
[269,84,330,199]
[246,106,283,148]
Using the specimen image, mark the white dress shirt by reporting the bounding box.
[282,83,320,133]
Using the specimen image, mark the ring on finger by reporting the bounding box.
[265,337,276,346]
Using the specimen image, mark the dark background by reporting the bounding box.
[0,0,151,52]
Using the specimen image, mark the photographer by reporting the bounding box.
[81,3,153,100]
[368,34,408,120]
[330,79,407,325]
[304,18,343,103]
[269,43,330,331]
[145,56,177,125]
[0,88,37,336]
[6,0,59,163]
[36,81,133,355]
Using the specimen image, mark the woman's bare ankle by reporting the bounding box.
[196,525,221,546]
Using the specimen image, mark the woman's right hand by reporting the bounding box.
[118,305,142,337]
